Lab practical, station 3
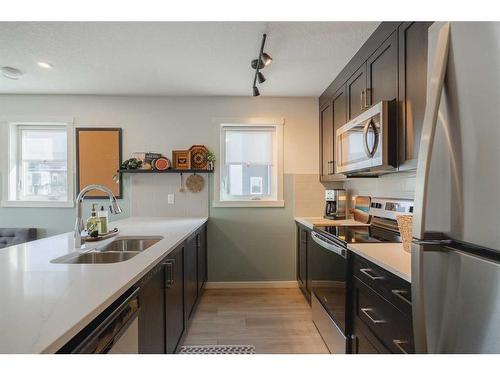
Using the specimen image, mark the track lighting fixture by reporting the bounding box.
[257,72,266,84]
[251,33,272,96]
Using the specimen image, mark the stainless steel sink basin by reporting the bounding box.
[51,236,163,264]
[97,236,163,252]
[55,251,140,264]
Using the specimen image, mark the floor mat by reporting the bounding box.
[178,345,256,354]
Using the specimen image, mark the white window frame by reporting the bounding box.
[213,118,284,208]
[1,118,75,208]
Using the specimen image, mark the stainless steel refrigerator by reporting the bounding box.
[412,22,500,353]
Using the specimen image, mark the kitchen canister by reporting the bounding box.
[396,214,413,253]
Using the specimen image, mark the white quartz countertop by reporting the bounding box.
[347,242,411,282]
[0,216,207,354]
[294,217,369,230]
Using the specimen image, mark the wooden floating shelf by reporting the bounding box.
[118,169,213,174]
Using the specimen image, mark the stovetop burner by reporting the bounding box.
[313,225,401,245]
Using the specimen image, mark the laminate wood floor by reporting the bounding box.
[182,288,329,354]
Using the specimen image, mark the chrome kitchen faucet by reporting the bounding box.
[74,184,122,248]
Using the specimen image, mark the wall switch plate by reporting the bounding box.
[167,194,175,204]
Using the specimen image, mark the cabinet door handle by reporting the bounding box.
[391,289,412,306]
[359,268,384,280]
[365,88,371,107]
[326,160,333,175]
[360,90,365,110]
[164,260,175,288]
[360,308,386,324]
[392,339,409,354]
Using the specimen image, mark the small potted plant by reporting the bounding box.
[206,150,216,171]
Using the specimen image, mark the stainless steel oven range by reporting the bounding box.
[310,198,413,353]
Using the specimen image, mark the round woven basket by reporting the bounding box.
[396,215,413,253]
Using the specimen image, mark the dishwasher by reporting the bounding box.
[57,287,140,354]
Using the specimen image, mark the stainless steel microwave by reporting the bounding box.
[335,101,397,175]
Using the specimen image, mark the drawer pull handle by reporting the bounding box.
[360,308,386,324]
[164,260,175,288]
[391,289,412,306]
[360,268,384,280]
[392,339,409,354]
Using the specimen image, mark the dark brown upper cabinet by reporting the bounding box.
[318,22,433,177]
[320,85,348,181]
[398,22,433,170]
[347,64,367,120]
[331,85,347,176]
[366,31,398,107]
[319,102,334,179]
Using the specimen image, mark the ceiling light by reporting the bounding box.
[251,33,272,97]
[262,53,273,66]
[1,66,23,80]
[37,61,53,69]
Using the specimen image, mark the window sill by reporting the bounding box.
[212,200,285,208]
[1,200,74,208]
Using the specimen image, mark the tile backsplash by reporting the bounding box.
[343,171,416,201]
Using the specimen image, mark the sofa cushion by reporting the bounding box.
[0,228,37,249]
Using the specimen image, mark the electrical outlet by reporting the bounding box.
[167,194,175,204]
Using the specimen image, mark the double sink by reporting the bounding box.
[51,236,163,264]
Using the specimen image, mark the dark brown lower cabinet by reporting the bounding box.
[138,262,166,354]
[296,224,311,302]
[351,276,414,354]
[351,317,390,354]
[197,226,207,293]
[137,223,207,354]
[164,245,184,354]
[184,233,198,321]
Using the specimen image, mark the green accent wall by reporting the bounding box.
[207,174,296,281]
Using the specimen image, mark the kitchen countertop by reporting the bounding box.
[294,217,369,230]
[347,242,411,282]
[0,216,207,354]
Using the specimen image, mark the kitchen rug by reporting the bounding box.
[178,345,256,354]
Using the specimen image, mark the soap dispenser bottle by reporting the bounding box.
[98,206,109,234]
[86,204,100,234]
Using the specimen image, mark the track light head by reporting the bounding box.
[262,53,273,66]
[252,86,260,97]
[257,72,266,84]
[251,59,265,70]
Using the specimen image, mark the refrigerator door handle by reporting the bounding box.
[411,22,451,354]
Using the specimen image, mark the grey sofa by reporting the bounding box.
[0,228,37,249]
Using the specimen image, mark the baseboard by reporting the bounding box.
[204,281,299,289]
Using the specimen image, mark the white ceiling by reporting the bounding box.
[0,22,379,96]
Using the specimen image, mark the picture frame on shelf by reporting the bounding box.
[172,150,191,170]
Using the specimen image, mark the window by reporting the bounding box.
[2,122,74,207]
[214,121,284,207]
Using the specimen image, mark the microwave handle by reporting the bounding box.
[363,119,379,158]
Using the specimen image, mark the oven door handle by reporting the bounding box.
[311,232,346,258]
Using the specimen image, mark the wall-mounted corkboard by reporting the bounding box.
[76,128,122,199]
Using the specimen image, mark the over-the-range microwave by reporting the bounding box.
[335,100,397,176]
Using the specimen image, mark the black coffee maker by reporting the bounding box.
[324,189,346,219]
